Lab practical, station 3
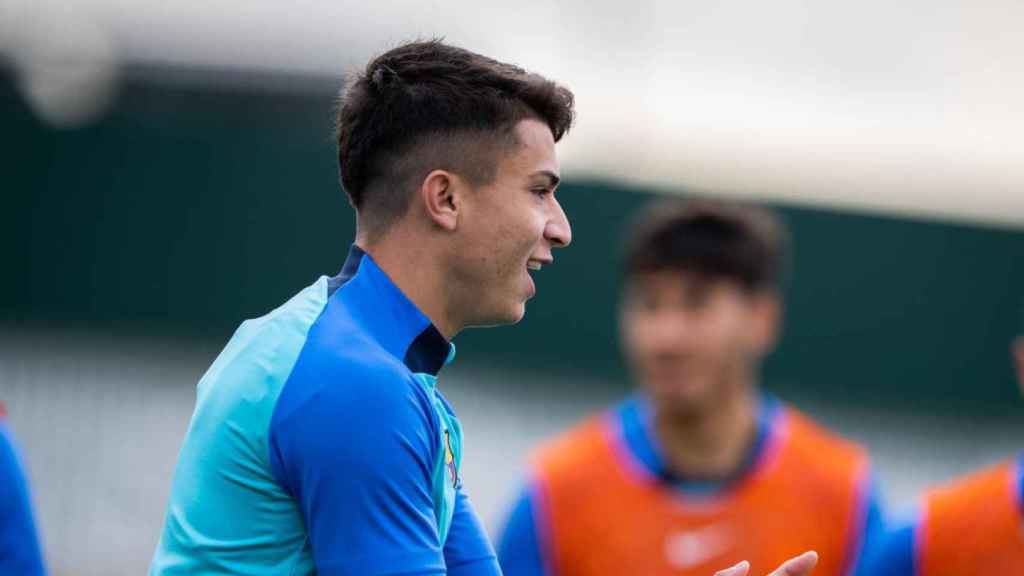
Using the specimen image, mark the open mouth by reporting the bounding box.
[526,257,551,272]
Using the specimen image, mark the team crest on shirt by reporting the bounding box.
[444,429,458,488]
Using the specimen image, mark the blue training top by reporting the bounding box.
[0,405,47,575]
[151,246,499,575]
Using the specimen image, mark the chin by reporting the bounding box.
[650,381,715,414]
[669,393,711,415]
[497,302,527,325]
[470,302,526,328]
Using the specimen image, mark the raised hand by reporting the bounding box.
[715,551,818,576]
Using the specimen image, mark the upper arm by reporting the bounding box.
[0,423,46,576]
[443,487,501,576]
[497,481,549,576]
[269,365,445,575]
[862,513,918,576]
[848,469,888,576]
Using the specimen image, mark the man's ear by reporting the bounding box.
[419,169,460,231]
[751,292,782,354]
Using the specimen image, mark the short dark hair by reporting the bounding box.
[622,199,788,293]
[335,40,575,231]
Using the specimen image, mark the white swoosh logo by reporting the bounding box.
[664,524,733,570]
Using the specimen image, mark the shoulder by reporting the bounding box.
[177,279,334,452]
[925,457,1015,508]
[267,340,442,494]
[0,416,29,497]
[194,276,331,403]
[226,275,331,358]
[0,416,17,470]
[935,457,1015,491]
[274,339,436,438]
[863,516,918,576]
[781,406,870,471]
[771,405,874,500]
[531,411,616,484]
[0,411,25,469]
[267,277,444,462]
[269,275,434,419]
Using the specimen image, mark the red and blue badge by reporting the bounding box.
[444,430,458,489]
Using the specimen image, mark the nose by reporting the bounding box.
[647,310,692,350]
[545,197,572,248]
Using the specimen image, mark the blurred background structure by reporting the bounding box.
[2,1,1023,574]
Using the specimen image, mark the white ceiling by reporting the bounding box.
[3,0,1023,227]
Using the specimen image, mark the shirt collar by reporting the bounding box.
[330,245,453,376]
[617,393,780,495]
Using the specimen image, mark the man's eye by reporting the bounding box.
[532,187,552,196]
[683,290,710,309]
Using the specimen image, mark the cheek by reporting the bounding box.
[452,226,500,287]
[464,218,510,272]
[620,312,657,355]
[620,324,645,360]
[497,217,543,273]
[502,200,547,244]
[714,315,756,359]
[482,208,521,249]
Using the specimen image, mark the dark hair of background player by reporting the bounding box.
[622,199,789,294]
[335,39,576,236]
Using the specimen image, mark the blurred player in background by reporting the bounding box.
[498,200,884,576]
[0,402,47,575]
[865,333,1024,574]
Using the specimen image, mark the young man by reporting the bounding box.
[865,336,1024,575]
[498,200,884,576]
[150,41,819,576]
[0,402,47,575]
[149,40,575,575]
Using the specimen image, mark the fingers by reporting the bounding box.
[715,560,750,576]
[768,551,818,576]
[715,550,817,576]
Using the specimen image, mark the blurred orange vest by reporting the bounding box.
[920,459,1024,575]
[532,408,869,576]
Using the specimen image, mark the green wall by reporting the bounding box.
[4,70,1023,412]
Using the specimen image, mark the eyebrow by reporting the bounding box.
[531,170,561,188]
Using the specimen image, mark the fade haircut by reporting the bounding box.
[623,199,789,294]
[335,40,575,234]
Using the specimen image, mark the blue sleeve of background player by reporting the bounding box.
[863,511,918,576]
[497,480,549,576]
[0,420,47,576]
[848,471,888,576]
[863,453,1024,576]
[1018,451,1024,512]
[444,487,501,575]
[269,362,446,575]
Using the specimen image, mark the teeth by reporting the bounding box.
[527,261,542,271]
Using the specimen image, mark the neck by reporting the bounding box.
[652,376,759,481]
[356,229,461,340]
